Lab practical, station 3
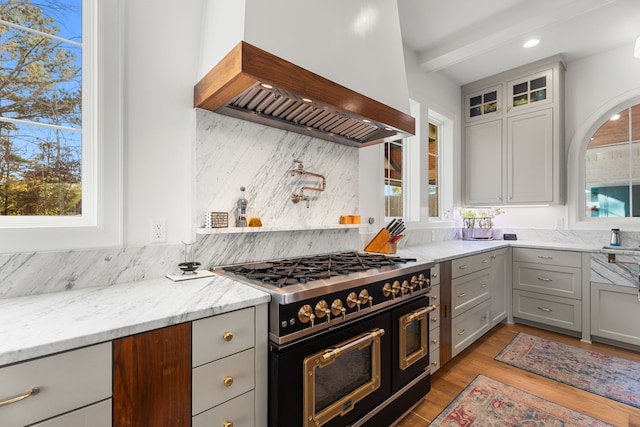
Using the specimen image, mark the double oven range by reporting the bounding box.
[215,251,436,427]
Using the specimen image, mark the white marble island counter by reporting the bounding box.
[0,275,270,366]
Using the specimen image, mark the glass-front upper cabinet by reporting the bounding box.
[506,69,553,113]
[464,84,502,122]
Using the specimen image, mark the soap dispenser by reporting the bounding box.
[237,186,248,227]
[610,228,621,246]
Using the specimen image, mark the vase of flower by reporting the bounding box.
[460,208,503,240]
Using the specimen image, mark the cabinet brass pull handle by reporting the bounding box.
[491,255,497,259]
[431,339,438,344]
[458,329,466,336]
[458,265,468,269]
[432,273,438,278]
[431,361,438,367]
[481,259,489,263]
[537,277,552,282]
[223,422,233,427]
[0,387,40,407]
[457,292,466,298]
[223,376,234,387]
[223,331,234,342]
[537,307,553,312]
[538,255,553,259]
[481,316,487,322]
[480,284,488,288]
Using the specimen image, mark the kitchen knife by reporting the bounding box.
[386,218,398,231]
[389,220,404,236]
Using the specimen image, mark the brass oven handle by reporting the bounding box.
[404,305,437,324]
[321,329,385,363]
[0,387,40,407]
[223,331,234,342]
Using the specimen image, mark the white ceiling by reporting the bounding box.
[398,0,640,85]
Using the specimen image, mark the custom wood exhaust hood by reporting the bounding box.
[194,41,415,147]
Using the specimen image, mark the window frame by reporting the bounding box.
[0,0,122,252]
[568,91,640,229]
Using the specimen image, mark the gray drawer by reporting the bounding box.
[452,268,491,317]
[430,264,441,286]
[513,262,581,299]
[192,307,255,367]
[451,252,492,279]
[429,326,440,355]
[429,348,440,374]
[429,284,440,307]
[513,289,581,332]
[513,248,581,268]
[193,390,254,427]
[452,299,491,357]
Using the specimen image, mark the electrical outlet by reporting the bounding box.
[150,219,167,243]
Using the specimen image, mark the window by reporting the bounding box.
[384,139,404,218]
[585,104,640,217]
[1,0,82,216]
[0,0,122,252]
[428,121,440,217]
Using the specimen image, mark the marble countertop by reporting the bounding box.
[1,238,631,367]
[0,275,270,366]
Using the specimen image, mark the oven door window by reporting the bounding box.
[303,328,384,427]
[399,305,436,370]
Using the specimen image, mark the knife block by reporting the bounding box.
[364,229,397,254]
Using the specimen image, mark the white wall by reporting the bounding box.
[123,1,203,246]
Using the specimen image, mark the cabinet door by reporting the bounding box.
[507,108,553,203]
[464,120,503,204]
[489,248,508,326]
[506,69,552,113]
[591,283,640,346]
[113,323,191,427]
[464,85,502,122]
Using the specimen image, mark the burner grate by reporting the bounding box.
[222,251,416,287]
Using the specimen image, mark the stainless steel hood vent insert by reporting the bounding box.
[194,42,415,147]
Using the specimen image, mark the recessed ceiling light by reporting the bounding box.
[610,114,621,121]
[523,39,540,48]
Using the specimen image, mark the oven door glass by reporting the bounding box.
[303,328,385,427]
[399,305,436,370]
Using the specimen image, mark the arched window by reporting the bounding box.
[585,104,640,217]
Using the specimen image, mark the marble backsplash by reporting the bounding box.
[3,111,640,298]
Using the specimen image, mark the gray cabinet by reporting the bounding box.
[591,282,640,347]
[489,248,509,326]
[462,56,565,206]
[0,343,112,427]
[513,248,582,332]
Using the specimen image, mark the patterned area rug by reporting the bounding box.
[495,332,640,408]
[430,375,613,426]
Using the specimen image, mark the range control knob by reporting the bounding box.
[359,289,373,308]
[346,292,359,309]
[382,282,398,299]
[402,279,413,296]
[315,300,331,321]
[331,299,346,320]
[392,280,403,297]
[411,274,429,289]
[298,304,315,327]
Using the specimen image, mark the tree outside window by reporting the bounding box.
[0,0,82,216]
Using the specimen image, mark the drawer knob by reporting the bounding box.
[431,295,438,300]
[223,422,234,427]
[223,331,234,342]
[431,361,438,367]
[223,376,234,387]
[0,387,40,408]
[431,339,438,344]
[431,317,438,323]
[432,273,438,278]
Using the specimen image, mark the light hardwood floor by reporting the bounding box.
[395,323,640,427]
